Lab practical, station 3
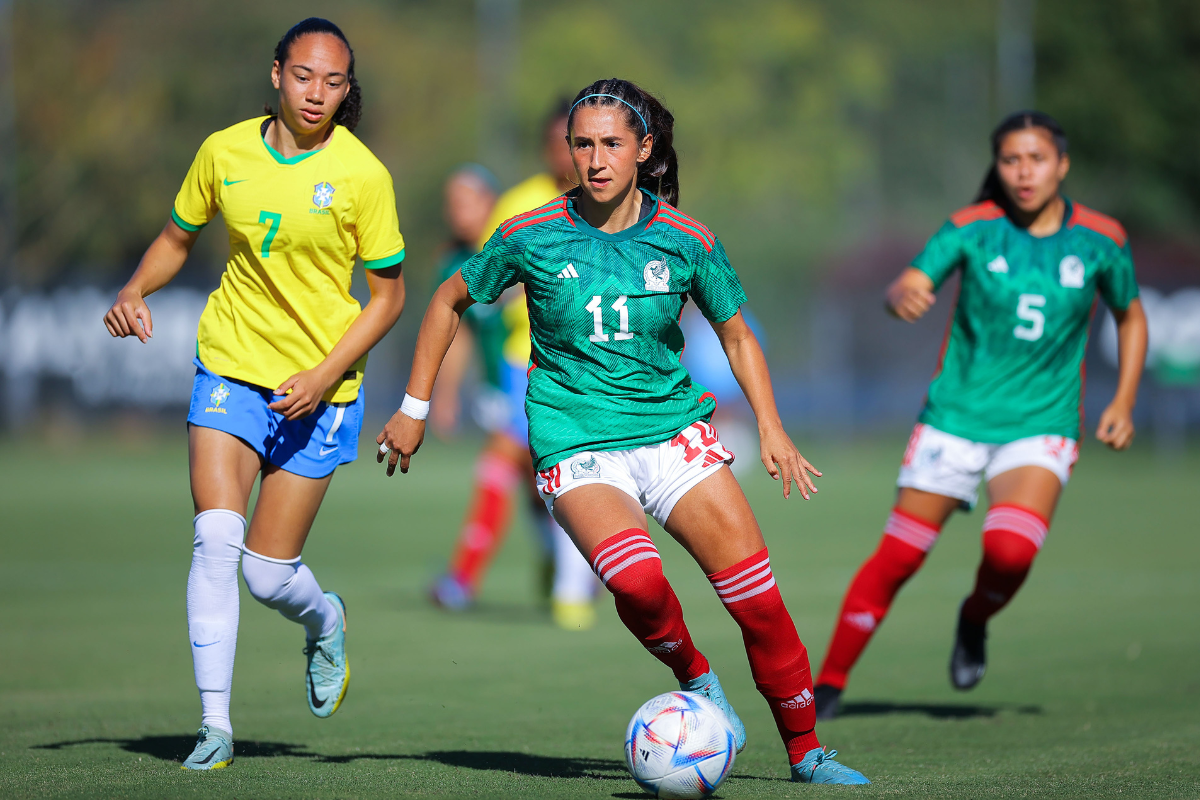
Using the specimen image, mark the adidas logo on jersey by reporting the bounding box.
[558,264,580,279]
[780,688,814,710]
[987,256,1009,273]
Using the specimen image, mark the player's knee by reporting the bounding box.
[193,509,246,560]
[241,548,299,605]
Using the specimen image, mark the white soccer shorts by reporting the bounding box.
[536,421,735,527]
[897,422,1079,507]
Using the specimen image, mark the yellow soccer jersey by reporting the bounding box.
[475,172,563,366]
[173,116,405,402]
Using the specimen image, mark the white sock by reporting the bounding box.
[188,509,245,736]
[241,548,339,640]
[548,512,600,603]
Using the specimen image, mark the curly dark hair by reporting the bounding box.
[264,18,361,132]
[567,78,679,206]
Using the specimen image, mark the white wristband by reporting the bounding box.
[400,393,430,421]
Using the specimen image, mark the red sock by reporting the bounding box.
[961,504,1045,625]
[447,453,521,590]
[816,508,941,691]
[708,549,819,764]
[591,529,710,682]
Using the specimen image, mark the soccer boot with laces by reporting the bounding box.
[813,683,843,721]
[791,747,871,784]
[679,670,747,753]
[305,592,349,718]
[181,725,233,770]
[950,603,987,690]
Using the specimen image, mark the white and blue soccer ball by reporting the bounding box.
[624,691,736,799]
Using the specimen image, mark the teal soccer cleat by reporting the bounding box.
[181,725,233,770]
[679,670,747,753]
[791,747,871,784]
[304,592,349,718]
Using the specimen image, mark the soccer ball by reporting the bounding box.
[624,691,736,799]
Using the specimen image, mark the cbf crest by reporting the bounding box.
[206,383,230,415]
[312,182,335,210]
[644,260,670,292]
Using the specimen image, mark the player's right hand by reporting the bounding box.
[376,411,425,476]
[103,288,153,342]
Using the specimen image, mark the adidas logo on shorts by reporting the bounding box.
[558,264,580,279]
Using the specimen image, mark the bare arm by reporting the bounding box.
[103,220,201,342]
[1095,297,1148,450]
[886,267,937,322]
[377,271,476,475]
[712,310,821,500]
[429,324,476,438]
[267,263,406,420]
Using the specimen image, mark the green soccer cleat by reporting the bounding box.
[181,725,233,770]
[304,591,349,718]
[679,670,747,753]
[791,747,870,784]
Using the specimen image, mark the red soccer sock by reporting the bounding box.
[591,529,710,682]
[708,549,819,764]
[961,504,1046,625]
[447,453,521,591]
[816,508,941,691]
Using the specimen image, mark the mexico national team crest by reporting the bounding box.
[312,181,335,210]
[1059,255,1085,288]
[571,455,601,479]
[644,260,670,292]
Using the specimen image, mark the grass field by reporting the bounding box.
[1,428,1198,799]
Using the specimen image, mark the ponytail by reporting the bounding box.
[567,79,680,206]
[265,18,362,132]
[975,110,1068,204]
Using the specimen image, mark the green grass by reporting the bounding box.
[1,429,1198,798]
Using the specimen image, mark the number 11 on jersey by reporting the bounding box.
[586,295,634,342]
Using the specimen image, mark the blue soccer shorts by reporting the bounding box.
[186,358,363,479]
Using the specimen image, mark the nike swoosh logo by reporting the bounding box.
[310,679,328,709]
[223,178,247,186]
[319,447,337,456]
[193,640,219,648]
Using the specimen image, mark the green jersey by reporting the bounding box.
[913,198,1138,443]
[460,189,748,470]
[439,245,507,389]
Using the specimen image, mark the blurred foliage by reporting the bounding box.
[8,0,1199,297]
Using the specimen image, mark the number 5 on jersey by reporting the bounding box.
[1014,293,1045,341]
[586,295,634,342]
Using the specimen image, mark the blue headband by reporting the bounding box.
[570,93,648,134]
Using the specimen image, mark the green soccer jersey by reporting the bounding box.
[439,245,507,389]
[913,198,1138,443]
[460,189,748,471]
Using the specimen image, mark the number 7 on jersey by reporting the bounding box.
[258,211,282,258]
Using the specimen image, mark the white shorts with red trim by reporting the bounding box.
[536,421,734,527]
[897,423,1078,508]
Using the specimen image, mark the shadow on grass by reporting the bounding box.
[837,700,1043,719]
[34,737,627,779]
[393,590,553,626]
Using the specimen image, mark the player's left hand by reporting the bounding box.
[759,423,821,500]
[269,369,334,420]
[376,409,425,476]
[1096,401,1135,450]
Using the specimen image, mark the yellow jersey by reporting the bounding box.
[474,173,564,366]
[173,117,405,402]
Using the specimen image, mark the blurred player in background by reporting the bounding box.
[813,111,1148,719]
[103,18,406,768]
[428,107,600,630]
[379,78,868,784]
